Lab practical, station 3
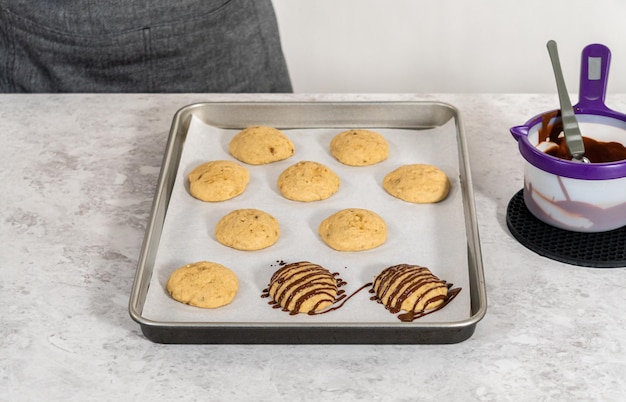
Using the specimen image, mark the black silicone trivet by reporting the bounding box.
[506,189,626,268]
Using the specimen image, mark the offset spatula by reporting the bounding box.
[547,40,590,163]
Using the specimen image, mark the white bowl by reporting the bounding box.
[511,112,626,232]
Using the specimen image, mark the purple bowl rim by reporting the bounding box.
[511,108,626,180]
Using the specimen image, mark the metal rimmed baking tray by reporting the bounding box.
[129,100,486,344]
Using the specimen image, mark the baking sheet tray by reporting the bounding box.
[129,101,486,344]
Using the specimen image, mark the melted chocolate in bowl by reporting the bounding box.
[512,109,626,232]
[521,111,626,232]
[538,110,626,163]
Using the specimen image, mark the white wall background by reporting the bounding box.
[272,0,626,94]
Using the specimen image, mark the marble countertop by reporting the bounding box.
[2,93,625,401]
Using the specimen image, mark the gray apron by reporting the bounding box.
[0,0,292,92]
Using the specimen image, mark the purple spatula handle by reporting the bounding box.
[576,43,611,113]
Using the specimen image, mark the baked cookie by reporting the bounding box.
[383,164,450,203]
[166,261,238,309]
[215,208,280,250]
[318,208,387,251]
[330,129,389,166]
[228,126,295,165]
[277,161,341,202]
[188,160,250,202]
[265,261,340,314]
[372,264,448,314]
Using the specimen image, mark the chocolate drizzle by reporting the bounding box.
[396,285,461,322]
[262,261,348,315]
[370,264,461,322]
[261,261,461,322]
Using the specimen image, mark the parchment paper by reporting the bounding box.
[142,115,470,324]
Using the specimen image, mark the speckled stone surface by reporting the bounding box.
[2,93,625,401]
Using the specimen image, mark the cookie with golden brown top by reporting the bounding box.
[277,160,340,202]
[330,129,389,166]
[318,208,387,251]
[229,126,295,165]
[188,160,249,202]
[215,208,280,251]
[166,261,238,309]
[383,163,450,203]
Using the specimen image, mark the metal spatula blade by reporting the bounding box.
[546,40,590,163]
